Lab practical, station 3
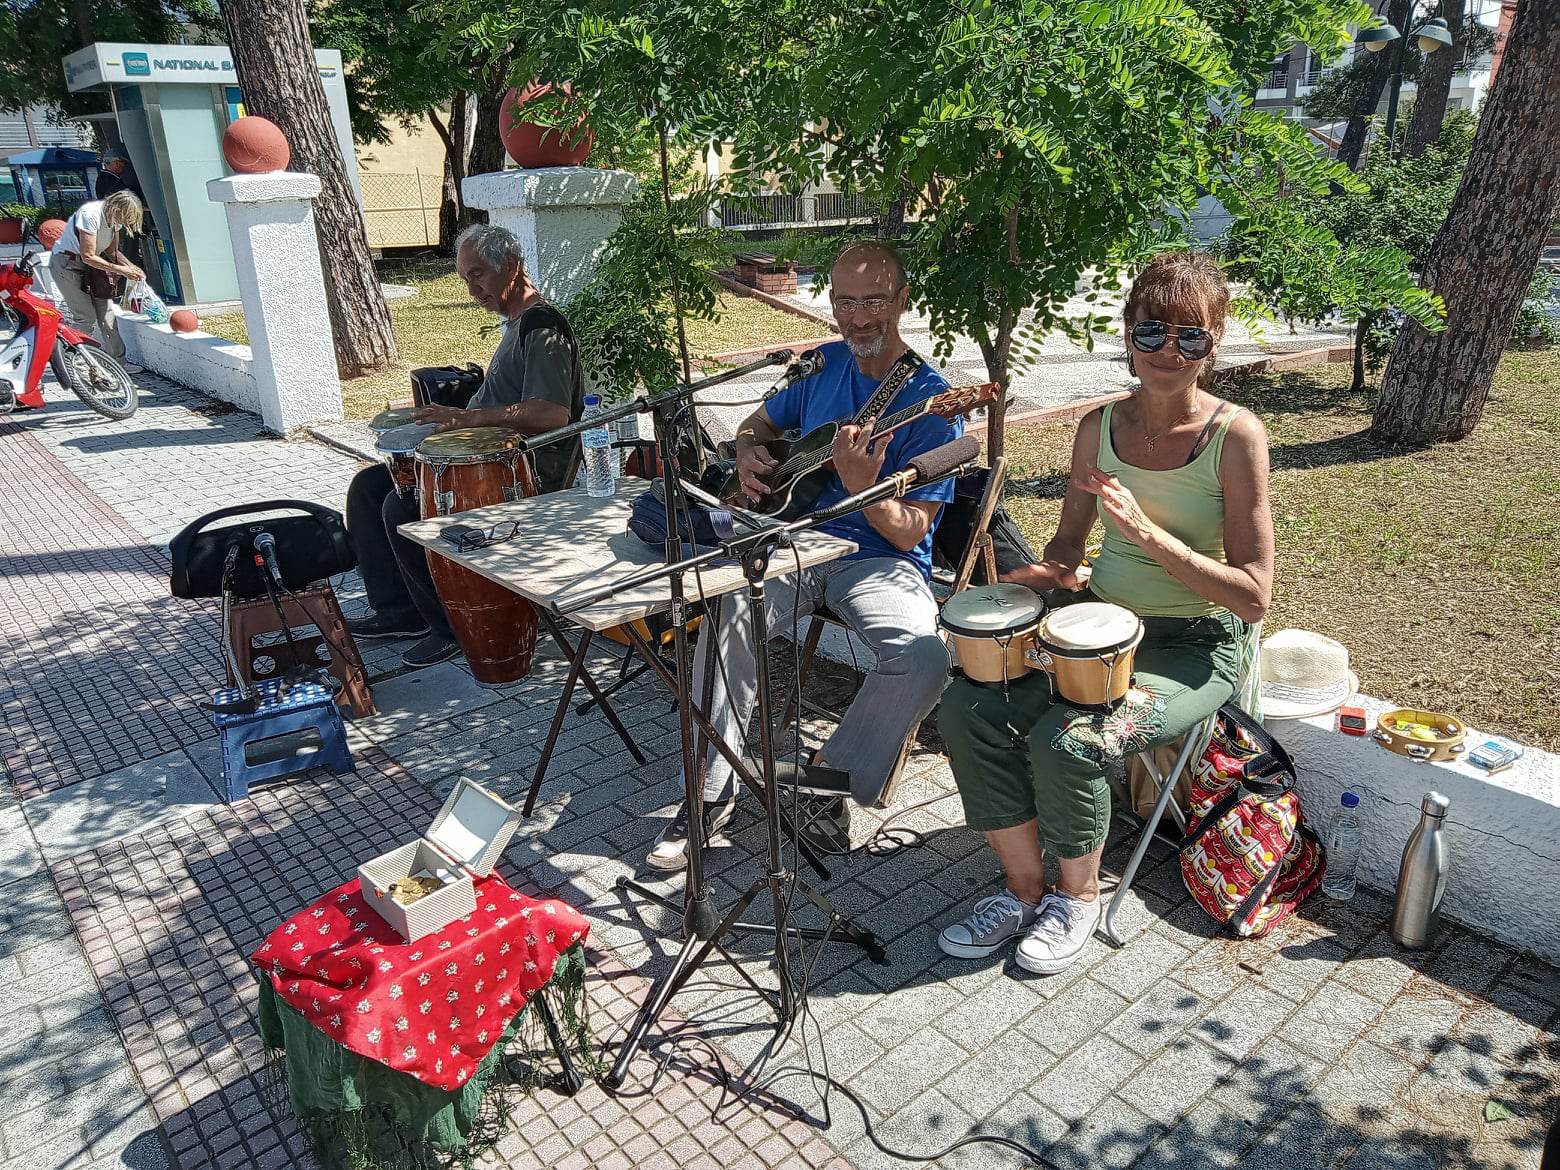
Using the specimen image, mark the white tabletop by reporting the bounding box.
[398,481,857,632]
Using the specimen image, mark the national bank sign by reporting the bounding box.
[63,42,342,92]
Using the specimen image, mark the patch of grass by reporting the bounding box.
[199,259,821,420]
[1001,351,1560,750]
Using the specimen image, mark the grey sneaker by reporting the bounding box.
[1014,892,1101,975]
[646,795,737,871]
[938,890,1039,959]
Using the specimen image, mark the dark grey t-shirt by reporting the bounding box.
[469,303,583,493]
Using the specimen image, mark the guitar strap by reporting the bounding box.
[850,350,923,428]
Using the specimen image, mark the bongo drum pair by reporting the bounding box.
[940,584,1144,708]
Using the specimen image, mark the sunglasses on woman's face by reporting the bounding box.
[1130,320,1214,361]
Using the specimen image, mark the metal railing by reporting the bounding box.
[718,192,883,229]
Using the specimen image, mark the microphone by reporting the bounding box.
[253,530,283,585]
[810,435,981,524]
[762,348,825,399]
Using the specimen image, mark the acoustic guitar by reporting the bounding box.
[720,382,998,520]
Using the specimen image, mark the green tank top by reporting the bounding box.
[1088,400,1237,617]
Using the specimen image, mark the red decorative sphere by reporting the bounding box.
[0,217,23,246]
[170,309,200,334]
[222,116,291,174]
[38,218,67,249]
[498,83,594,169]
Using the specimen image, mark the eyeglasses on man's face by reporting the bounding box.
[831,287,901,316]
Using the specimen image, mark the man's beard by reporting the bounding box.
[846,332,887,358]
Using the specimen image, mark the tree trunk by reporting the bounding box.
[221,0,398,377]
[1337,0,1413,169]
[459,69,508,232]
[67,0,94,43]
[429,94,469,255]
[1352,315,1370,393]
[1371,0,1560,445]
[1404,0,1466,158]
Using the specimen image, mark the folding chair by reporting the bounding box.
[773,457,1010,798]
[1099,621,1263,946]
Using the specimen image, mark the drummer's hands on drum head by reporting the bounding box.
[413,404,468,431]
[1012,559,1085,592]
[1080,468,1157,546]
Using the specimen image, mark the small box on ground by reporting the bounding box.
[358,777,521,941]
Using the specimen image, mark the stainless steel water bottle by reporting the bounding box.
[1391,791,1450,950]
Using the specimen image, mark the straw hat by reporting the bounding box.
[1259,629,1359,720]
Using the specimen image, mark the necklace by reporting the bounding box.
[1141,399,1199,452]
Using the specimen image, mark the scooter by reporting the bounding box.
[0,230,138,420]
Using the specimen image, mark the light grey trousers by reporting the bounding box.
[693,555,950,806]
[48,251,125,361]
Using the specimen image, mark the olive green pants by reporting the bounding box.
[939,608,1248,858]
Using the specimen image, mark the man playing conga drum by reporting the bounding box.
[937,250,1274,975]
[345,224,583,668]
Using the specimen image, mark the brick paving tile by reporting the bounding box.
[0,420,224,799]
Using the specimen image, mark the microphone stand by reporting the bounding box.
[558,457,975,1088]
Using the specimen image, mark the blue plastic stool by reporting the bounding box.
[210,678,354,802]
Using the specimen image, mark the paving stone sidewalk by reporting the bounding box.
[1,374,1555,1170]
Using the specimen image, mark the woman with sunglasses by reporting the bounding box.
[936,249,1274,976]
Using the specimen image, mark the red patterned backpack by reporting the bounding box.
[1178,705,1326,938]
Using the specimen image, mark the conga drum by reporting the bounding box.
[376,421,439,501]
[939,584,1046,686]
[368,405,421,436]
[1035,602,1144,708]
[415,427,540,685]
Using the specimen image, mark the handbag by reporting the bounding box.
[1178,704,1326,938]
[80,265,116,301]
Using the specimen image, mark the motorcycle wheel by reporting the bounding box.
[52,340,138,420]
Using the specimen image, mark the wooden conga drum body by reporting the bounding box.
[415,428,540,684]
[377,421,438,501]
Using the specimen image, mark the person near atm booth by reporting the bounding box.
[47,188,146,375]
[645,239,959,870]
[345,223,584,668]
[95,147,148,273]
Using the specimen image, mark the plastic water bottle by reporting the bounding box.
[581,394,616,498]
[1321,791,1363,901]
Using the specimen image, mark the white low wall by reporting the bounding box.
[117,312,262,420]
[1269,698,1558,965]
[811,630,1560,964]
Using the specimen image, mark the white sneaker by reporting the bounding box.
[645,795,736,871]
[123,362,145,376]
[1014,892,1101,975]
[938,890,1038,959]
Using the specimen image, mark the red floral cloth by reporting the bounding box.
[251,876,589,1091]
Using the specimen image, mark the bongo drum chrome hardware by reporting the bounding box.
[939,583,1047,687]
[1037,601,1144,709]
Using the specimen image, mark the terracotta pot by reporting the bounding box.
[222,116,291,174]
[498,82,594,168]
[0,217,24,246]
[38,218,66,249]
[170,309,200,333]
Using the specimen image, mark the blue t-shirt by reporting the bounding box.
[762,341,960,577]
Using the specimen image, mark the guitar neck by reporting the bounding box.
[781,401,932,480]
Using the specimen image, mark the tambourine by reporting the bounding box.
[1373,708,1467,762]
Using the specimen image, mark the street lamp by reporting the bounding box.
[1357,7,1454,154]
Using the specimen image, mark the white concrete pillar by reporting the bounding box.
[461,167,639,305]
[206,171,343,434]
